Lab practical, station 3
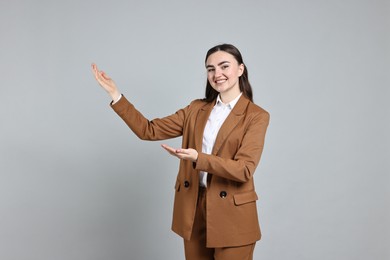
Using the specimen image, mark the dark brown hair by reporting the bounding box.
[203,44,253,102]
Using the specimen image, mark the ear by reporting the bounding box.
[238,63,245,77]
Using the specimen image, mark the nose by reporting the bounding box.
[214,67,222,78]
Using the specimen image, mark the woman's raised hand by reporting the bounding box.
[91,63,121,101]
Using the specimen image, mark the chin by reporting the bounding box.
[212,86,225,93]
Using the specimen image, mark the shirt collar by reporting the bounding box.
[216,92,243,110]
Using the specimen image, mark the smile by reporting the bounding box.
[215,79,227,84]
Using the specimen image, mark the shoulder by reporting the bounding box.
[241,99,270,128]
[237,96,269,120]
[173,99,211,119]
[247,102,270,118]
[189,98,209,106]
[187,98,211,111]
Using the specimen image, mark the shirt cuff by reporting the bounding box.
[112,94,122,105]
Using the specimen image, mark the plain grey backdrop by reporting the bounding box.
[0,0,388,259]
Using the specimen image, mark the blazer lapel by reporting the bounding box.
[194,101,214,152]
[212,96,249,155]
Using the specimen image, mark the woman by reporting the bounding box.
[92,44,270,260]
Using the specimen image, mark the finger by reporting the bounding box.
[164,150,180,158]
[92,64,106,82]
[91,63,97,75]
[176,148,189,154]
[161,144,176,153]
[96,70,107,83]
[161,144,181,158]
[94,71,104,84]
[92,63,99,75]
[91,64,102,80]
[161,144,171,152]
[101,71,111,80]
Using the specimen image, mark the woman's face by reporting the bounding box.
[206,51,244,98]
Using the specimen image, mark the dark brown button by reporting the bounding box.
[184,181,190,188]
[220,191,227,198]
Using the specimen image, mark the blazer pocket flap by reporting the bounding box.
[174,179,181,191]
[233,191,258,206]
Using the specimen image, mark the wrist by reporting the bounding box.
[110,91,121,102]
[194,151,198,162]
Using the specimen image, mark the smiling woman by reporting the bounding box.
[92,43,270,260]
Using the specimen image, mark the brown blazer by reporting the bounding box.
[111,94,270,248]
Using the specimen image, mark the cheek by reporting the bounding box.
[229,71,240,79]
[207,75,214,83]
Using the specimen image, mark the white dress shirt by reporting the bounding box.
[199,93,242,187]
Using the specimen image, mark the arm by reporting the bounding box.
[111,96,186,140]
[92,63,185,140]
[194,111,270,183]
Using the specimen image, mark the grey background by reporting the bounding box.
[0,0,388,259]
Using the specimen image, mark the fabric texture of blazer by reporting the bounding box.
[111,94,270,248]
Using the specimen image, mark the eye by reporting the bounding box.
[221,65,229,70]
[207,68,215,72]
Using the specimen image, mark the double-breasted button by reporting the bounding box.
[184,181,190,188]
[219,191,227,198]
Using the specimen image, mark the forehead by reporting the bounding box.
[206,51,237,65]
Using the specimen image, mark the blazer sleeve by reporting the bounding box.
[194,110,270,183]
[111,95,187,140]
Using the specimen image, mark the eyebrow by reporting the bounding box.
[206,61,230,68]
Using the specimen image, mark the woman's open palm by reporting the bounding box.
[91,63,120,100]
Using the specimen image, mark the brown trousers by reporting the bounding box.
[184,187,256,260]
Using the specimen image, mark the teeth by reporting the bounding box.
[216,79,226,83]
